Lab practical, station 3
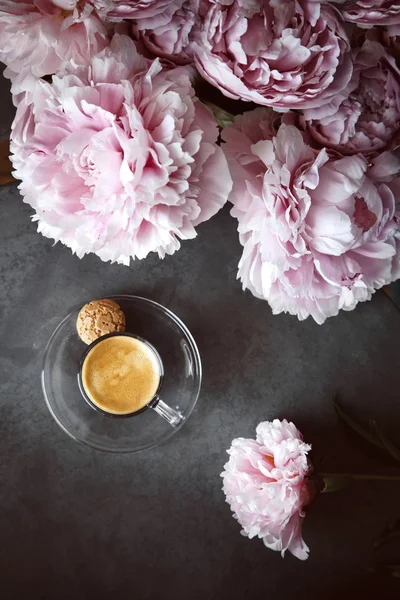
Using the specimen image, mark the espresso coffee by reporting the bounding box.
[81,335,161,415]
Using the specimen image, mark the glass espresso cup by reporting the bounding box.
[78,332,183,426]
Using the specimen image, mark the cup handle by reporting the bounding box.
[150,397,184,427]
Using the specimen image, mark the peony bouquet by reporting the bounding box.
[1,0,400,323]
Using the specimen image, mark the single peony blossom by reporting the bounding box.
[340,0,400,27]
[134,0,199,65]
[0,0,108,79]
[93,0,185,29]
[221,419,312,560]
[10,35,232,264]
[300,40,400,156]
[191,0,352,114]
[222,112,400,324]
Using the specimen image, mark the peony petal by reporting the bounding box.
[307,205,354,255]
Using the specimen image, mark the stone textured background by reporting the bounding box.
[1,71,400,599]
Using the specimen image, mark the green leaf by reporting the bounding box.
[334,399,384,449]
[321,475,352,493]
[333,396,400,463]
[203,101,235,129]
[369,420,400,464]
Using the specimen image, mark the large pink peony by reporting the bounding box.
[221,419,312,560]
[10,35,232,264]
[134,0,199,65]
[0,0,108,78]
[94,0,184,29]
[222,111,400,324]
[340,1,400,27]
[300,40,400,156]
[192,0,352,114]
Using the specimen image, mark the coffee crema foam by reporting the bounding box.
[82,336,161,415]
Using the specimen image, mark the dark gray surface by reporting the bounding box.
[0,65,14,138]
[1,76,400,599]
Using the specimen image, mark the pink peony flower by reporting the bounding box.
[134,0,199,65]
[94,0,184,29]
[221,419,312,560]
[300,40,400,156]
[191,0,353,114]
[222,112,400,324]
[0,0,108,78]
[10,35,232,264]
[340,1,400,27]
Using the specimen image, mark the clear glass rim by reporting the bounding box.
[77,332,165,419]
[41,295,202,453]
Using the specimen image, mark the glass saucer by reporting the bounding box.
[42,295,202,453]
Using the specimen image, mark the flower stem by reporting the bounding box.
[320,473,400,482]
